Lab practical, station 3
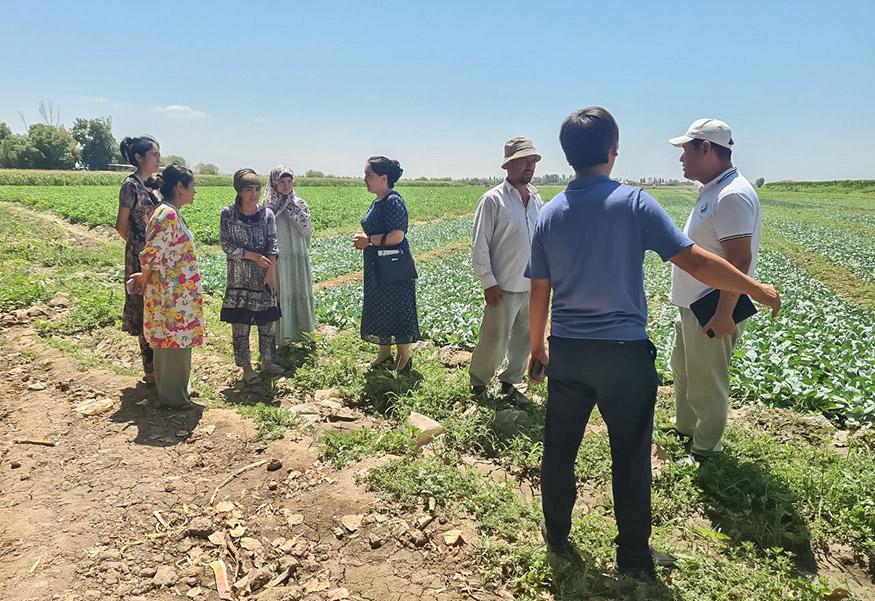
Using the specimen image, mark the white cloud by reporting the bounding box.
[252,117,270,124]
[153,104,208,119]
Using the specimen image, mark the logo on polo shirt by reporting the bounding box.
[699,202,710,215]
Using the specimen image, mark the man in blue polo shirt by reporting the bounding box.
[526,107,781,577]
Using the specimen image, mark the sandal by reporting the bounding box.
[243,367,261,385]
[370,355,394,369]
[395,357,413,374]
[260,362,284,375]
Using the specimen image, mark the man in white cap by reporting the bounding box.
[470,137,543,399]
[668,118,762,463]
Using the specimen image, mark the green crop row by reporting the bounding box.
[763,180,875,193]
[0,169,468,187]
[199,215,475,295]
[314,232,875,424]
[764,217,875,282]
[0,185,494,243]
[314,248,483,347]
[644,248,875,425]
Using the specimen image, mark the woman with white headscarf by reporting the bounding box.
[262,165,316,347]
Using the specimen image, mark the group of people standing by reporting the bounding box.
[114,105,782,578]
[116,137,417,408]
[468,108,779,577]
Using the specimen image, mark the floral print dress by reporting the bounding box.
[139,203,205,349]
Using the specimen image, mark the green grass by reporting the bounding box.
[0,202,122,311]
[236,402,302,440]
[320,426,420,468]
[296,329,874,599]
[35,287,122,335]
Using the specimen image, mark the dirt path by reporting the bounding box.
[1,201,119,248]
[0,324,503,601]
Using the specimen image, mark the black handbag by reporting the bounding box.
[373,234,417,285]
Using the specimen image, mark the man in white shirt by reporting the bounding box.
[470,137,544,397]
[668,119,762,461]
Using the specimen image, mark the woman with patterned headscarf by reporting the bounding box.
[262,165,315,347]
[219,168,282,384]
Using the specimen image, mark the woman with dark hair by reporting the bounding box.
[262,165,315,347]
[353,156,420,372]
[130,164,204,409]
[116,135,161,384]
[220,168,282,384]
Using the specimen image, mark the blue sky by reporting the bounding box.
[1,0,873,181]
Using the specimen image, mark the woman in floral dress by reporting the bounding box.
[116,135,161,383]
[131,165,204,409]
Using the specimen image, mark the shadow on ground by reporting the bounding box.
[695,450,816,571]
[110,381,203,446]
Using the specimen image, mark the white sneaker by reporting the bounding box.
[674,454,699,468]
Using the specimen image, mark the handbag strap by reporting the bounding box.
[380,233,388,247]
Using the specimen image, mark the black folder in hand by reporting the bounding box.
[689,289,757,337]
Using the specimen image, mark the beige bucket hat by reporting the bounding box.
[501,136,541,168]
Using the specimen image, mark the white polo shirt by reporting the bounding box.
[670,167,762,308]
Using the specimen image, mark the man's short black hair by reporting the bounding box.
[559,107,619,171]
[691,138,732,161]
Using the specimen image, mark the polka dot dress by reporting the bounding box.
[360,192,421,345]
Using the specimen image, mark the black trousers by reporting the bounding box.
[541,336,658,570]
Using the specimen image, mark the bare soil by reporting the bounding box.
[0,324,504,601]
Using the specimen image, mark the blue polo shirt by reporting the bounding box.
[525,176,693,340]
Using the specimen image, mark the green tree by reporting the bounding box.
[195,162,219,175]
[755,177,765,188]
[71,117,119,170]
[0,122,12,142]
[161,154,188,167]
[0,134,42,168]
[27,123,79,169]
[304,169,324,178]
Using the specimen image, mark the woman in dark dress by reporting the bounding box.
[220,168,282,384]
[115,135,161,384]
[353,156,420,372]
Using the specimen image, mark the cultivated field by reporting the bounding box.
[0,177,873,600]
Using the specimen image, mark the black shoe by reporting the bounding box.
[501,381,531,406]
[470,385,487,397]
[158,400,197,411]
[617,548,676,577]
[396,357,413,374]
[651,549,677,568]
[540,519,572,555]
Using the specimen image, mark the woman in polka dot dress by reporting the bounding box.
[353,156,420,373]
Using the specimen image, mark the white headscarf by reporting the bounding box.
[262,164,312,240]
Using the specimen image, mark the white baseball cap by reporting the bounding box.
[669,118,734,149]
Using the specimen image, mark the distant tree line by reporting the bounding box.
[0,102,197,172]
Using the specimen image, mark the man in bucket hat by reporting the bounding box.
[668,118,762,466]
[469,137,543,400]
